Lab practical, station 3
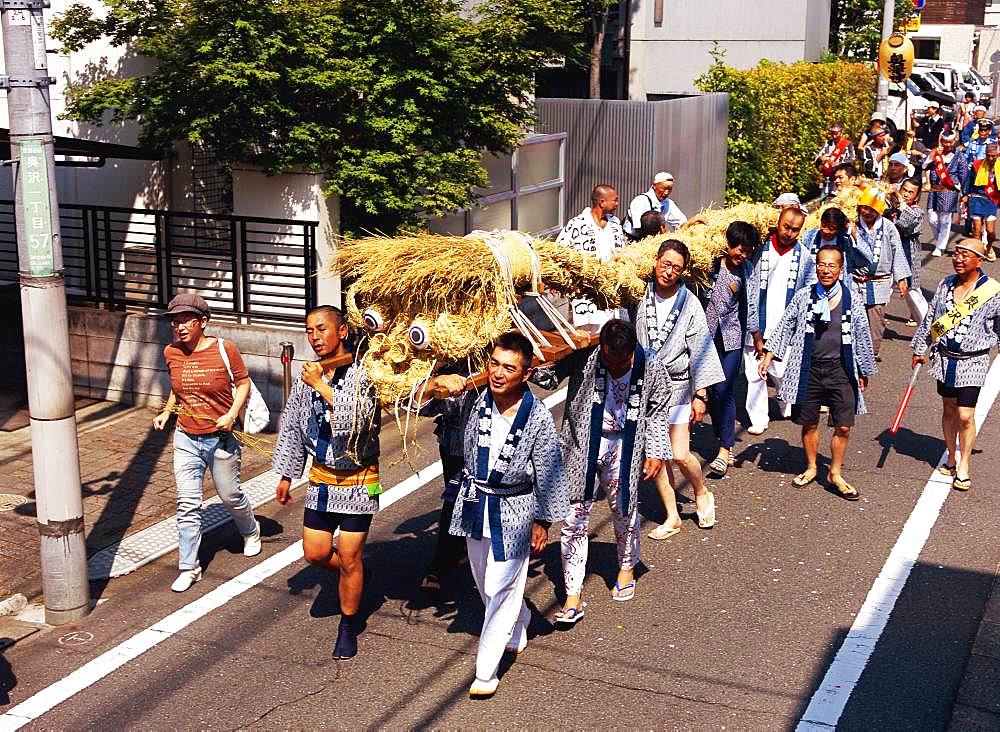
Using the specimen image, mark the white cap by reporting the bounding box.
[975,104,988,113]
[773,192,808,215]
[653,171,674,184]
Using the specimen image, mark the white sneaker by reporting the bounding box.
[243,520,262,557]
[931,249,943,257]
[171,567,202,592]
[747,424,768,436]
[469,677,500,698]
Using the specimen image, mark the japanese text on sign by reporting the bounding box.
[19,139,54,277]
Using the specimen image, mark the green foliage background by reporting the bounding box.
[696,54,876,204]
[50,0,583,235]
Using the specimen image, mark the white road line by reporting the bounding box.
[0,386,568,731]
[797,358,1000,730]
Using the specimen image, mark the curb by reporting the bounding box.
[87,471,308,581]
[947,561,1000,730]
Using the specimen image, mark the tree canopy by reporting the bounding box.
[51,0,582,234]
[828,0,914,60]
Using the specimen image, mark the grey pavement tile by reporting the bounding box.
[955,655,1000,715]
[948,703,1000,732]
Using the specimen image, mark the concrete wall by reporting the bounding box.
[912,23,977,65]
[66,306,314,427]
[628,0,831,99]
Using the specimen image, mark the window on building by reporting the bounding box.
[913,38,941,60]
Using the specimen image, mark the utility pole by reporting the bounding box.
[1,0,90,624]
[875,0,896,116]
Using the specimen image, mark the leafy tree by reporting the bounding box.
[829,0,914,60]
[51,0,580,234]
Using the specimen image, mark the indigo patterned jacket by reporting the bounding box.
[531,346,673,513]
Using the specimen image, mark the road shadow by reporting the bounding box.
[0,644,14,706]
[197,515,284,574]
[874,426,948,468]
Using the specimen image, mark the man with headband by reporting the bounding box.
[912,238,1000,491]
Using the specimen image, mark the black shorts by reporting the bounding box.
[792,358,857,428]
[936,381,981,408]
[303,507,373,534]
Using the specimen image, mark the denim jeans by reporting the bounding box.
[708,342,743,449]
[173,429,257,570]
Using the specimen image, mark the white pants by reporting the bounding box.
[743,344,790,429]
[560,436,640,597]
[928,209,953,253]
[467,537,531,684]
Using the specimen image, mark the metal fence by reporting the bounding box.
[0,201,319,322]
[534,93,729,221]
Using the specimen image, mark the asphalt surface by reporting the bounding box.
[2,243,1000,731]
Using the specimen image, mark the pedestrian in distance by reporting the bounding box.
[830,162,862,193]
[272,305,382,660]
[962,142,1000,261]
[697,221,759,477]
[530,319,672,617]
[893,177,926,326]
[922,130,969,258]
[850,187,911,359]
[152,293,262,593]
[623,172,674,240]
[814,123,856,202]
[911,238,1000,492]
[759,246,876,501]
[631,239,724,538]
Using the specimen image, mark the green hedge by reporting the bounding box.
[696,56,876,205]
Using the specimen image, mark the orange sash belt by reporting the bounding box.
[308,462,382,496]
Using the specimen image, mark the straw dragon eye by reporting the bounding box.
[408,321,431,350]
[362,308,385,332]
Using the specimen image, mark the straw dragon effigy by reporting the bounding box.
[334,187,872,409]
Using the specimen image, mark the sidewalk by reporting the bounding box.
[0,393,275,600]
[948,562,1000,730]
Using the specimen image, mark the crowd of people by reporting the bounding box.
[147,112,1000,700]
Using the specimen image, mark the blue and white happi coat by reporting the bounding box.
[802,228,856,282]
[746,236,817,342]
[923,150,969,214]
[628,282,724,394]
[764,285,877,415]
[531,345,673,515]
[447,387,570,562]
[272,365,381,515]
[851,216,911,306]
[911,271,1000,388]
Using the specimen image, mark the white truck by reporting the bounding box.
[912,61,992,106]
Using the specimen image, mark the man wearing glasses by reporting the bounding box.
[758,246,876,501]
[912,239,1000,491]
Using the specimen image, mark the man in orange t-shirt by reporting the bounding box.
[152,293,261,592]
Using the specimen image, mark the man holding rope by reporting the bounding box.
[911,239,1000,491]
[272,305,382,660]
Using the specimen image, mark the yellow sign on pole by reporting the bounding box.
[906,14,921,32]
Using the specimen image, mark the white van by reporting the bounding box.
[913,61,991,105]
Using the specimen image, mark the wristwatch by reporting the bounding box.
[693,393,708,404]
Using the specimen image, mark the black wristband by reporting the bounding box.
[693,393,708,404]
[534,520,552,530]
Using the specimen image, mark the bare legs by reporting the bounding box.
[942,398,977,479]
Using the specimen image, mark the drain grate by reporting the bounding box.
[0,494,28,512]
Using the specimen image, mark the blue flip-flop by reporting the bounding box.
[612,581,636,602]
[554,605,586,625]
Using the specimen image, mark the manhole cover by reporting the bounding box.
[0,494,28,511]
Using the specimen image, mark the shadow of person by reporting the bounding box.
[733,436,797,474]
[0,644,15,706]
[874,427,949,467]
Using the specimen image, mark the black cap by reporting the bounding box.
[164,293,211,318]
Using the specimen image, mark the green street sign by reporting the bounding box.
[19,138,53,277]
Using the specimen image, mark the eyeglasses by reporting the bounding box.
[952,250,980,260]
[815,263,842,271]
[656,262,685,274]
[171,316,202,328]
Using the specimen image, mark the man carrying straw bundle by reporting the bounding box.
[272,305,382,660]
[152,294,262,593]
[418,332,569,698]
[530,319,672,617]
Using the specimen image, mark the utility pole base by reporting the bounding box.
[39,530,90,625]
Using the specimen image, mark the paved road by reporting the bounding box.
[2,249,999,730]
